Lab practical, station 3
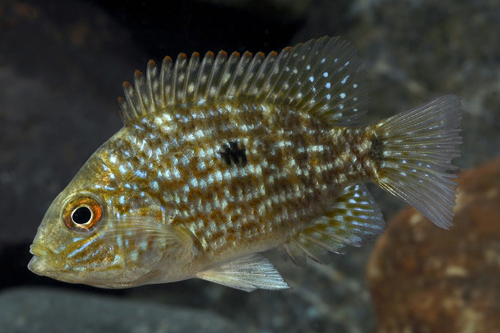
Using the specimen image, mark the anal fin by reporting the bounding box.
[196,253,290,292]
[279,184,385,267]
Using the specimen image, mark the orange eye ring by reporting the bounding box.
[63,196,103,232]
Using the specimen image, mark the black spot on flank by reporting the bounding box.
[370,137,385,162]
[218,141,247,167]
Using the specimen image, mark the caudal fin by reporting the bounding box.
[371,95,462,229]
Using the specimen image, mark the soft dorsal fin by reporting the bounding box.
[278,184,385,267]
[118,36,369,126]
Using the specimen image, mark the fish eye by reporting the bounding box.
[72,206,92,224]
[63,196,103,232]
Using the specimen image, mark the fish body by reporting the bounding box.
[28,37,462,291]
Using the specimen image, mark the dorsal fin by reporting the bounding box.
[118,36,369,126]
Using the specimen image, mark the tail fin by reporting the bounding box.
[371,95,462,229]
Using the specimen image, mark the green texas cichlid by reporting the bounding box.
[28,36,462,291]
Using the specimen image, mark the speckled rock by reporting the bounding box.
[350,0,500,168]
[0,288,237,333]
[367,158,500,332]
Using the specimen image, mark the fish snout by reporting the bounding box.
[28,242,58,275]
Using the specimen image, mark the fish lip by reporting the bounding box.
[29,242,52,257]
[27,253,51,275]
[28,242,59,274]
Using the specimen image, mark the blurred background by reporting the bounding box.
[1,0,499,332]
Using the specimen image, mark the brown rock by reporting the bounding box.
[367,158,500,333]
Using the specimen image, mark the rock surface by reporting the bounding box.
[367,158,500,332]
[0,288,238,333]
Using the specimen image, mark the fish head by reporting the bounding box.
[28,155,172,288]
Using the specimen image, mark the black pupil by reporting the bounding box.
[72,206,92,224]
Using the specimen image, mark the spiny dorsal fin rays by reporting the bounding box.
[159,56,173,107]
[206,51,227,100]
[147,60,160,112]
[118,36,369,126]
[246,51,277,98]
[236,51,264,97]
[217,51,241,98]
[184,52,201,103]
[196,51,214,100]
[173,53,188,104]
[227,51,253,98]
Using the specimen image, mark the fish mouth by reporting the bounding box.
[28,242,57,275]
[29,242,51,257]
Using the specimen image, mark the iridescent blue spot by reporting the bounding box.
[151,180,159,191]
[341,75,350,85]
[134,170,147,178]
[116,235,123,247]
[119,165,127,173]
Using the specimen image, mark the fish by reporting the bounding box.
[28,36,462,292]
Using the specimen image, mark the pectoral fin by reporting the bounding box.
[196,254,290,292]
[100,217,197,263]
